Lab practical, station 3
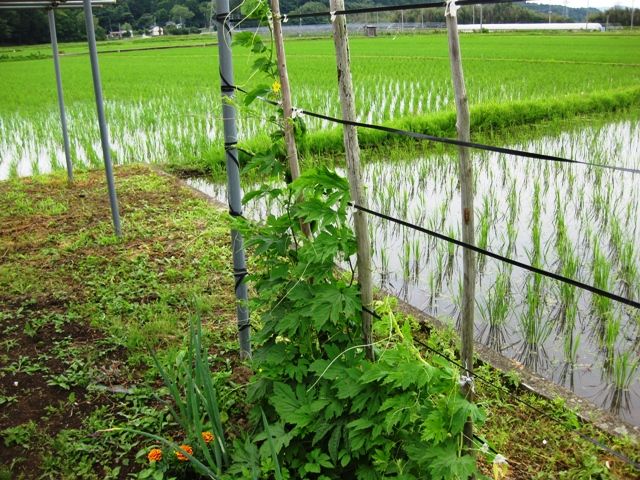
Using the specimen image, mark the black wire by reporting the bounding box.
[285,0,522,20]
[234,268,249,290]
[352,202,640,310]
[298,108,640,176]
[361,306,640,470]
[216,0,522,23]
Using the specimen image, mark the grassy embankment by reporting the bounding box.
[0,165,638,479]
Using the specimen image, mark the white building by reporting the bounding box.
[150,26,164,36]
[458,23,604,32]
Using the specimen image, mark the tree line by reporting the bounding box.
[0,1,635,46]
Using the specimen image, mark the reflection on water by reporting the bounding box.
[189,118,640,426]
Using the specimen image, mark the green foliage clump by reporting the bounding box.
[232,167,484,479]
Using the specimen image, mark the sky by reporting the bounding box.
[526,1,636,9]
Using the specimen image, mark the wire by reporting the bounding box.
[297,108,640,176]
[218,0,522,23]
[351,202,640,310]
[287,0,521,20]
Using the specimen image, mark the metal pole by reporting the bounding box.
[82,0,122,237]
[445,0,476,457]
[47,8,73,183]
[215,0,251,358]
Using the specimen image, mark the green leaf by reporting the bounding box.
[243,85,271,106]
[327,424,342,464]
[426,447,477,480]
[261,410,284,480]
[271,382,313,428]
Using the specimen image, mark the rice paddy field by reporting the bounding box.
[1,32,640,175]
[2,30,640,427]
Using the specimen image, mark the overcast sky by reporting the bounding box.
[526,1,636,9]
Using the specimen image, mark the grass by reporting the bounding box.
[0,165,246,479]
[1,31,640,177]
[0,165,639,479]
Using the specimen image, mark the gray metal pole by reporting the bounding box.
[215,0,251,358]
[47,8,73,183]
[82,0,122,236]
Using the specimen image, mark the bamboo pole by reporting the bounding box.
[270,0,312,238]
[330,0,374,361]
[445,0,476,455]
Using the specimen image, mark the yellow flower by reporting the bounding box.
[147,448,163,462]
[201,431,215,444]
[271,80,281,94]
[175,444,193,462]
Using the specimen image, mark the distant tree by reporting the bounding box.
[589,7,636,27]
[170,5,195,26]
[199,2,214,29]
[288,1,330,24]
[137,12,156,28]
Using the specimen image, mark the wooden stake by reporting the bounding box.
[445,0,476,455]
[270,0,312,238]
[330,0,374,361]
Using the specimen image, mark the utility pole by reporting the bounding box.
[445,0,476,456]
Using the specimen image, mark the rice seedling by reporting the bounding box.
[478,267,511,350]
[518,274,552,370]
[618,242,638,299]
[591,240,612,322]
[476,196,491,271]
[610,351,640,391]
[563,327,580,367]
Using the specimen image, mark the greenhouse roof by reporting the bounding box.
[0,0,115,9]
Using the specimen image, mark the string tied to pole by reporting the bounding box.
[459,374,475,392]
[445,0,459,17]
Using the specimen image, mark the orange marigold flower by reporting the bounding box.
[147,448,163,462]
[175,444,193,461]
[201,431,214,444]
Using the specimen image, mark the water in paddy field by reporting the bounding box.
[0,81,448,181]
[189,118,640,427]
